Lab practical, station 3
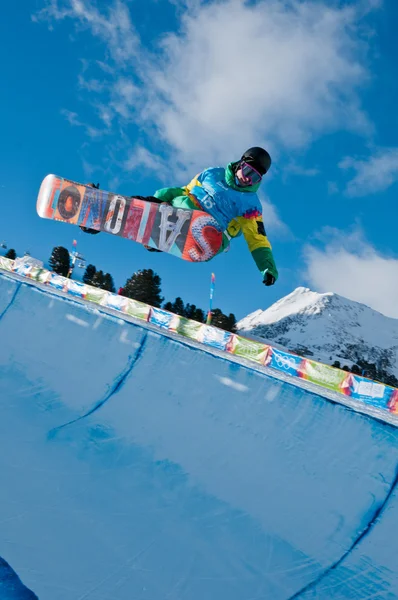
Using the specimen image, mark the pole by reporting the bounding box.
[206,272,216,325]
[68,239,78,279]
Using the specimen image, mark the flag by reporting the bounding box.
[206,273,216,325]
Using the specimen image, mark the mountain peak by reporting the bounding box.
[239,287,334,329]
[237,287,398,384]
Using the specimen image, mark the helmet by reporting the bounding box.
[241,146,272,175]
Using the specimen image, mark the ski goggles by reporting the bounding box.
[239,161,263,185]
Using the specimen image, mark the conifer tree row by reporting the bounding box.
[50,250,236,333]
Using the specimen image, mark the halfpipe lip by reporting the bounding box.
[1,268,398,429]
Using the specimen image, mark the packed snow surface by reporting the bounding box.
[0,273,397,600]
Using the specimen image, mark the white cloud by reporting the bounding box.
[78,74,105,92]
[303,228,398,318]
[259,194,290,235]
[124,146,168,176]
[145,0,372,167]
[95,103,113,128]
[327,181,339,195]
[284,163,321,178]
[34,0,376,173]
[60,108,103,137]
[96,60,115,74]
[339,148,398,196]
[110,78,140,119]
[34,0,140,64]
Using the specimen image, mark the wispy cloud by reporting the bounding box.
[303,227,398,318]
[80,157,98,179]
[124,146,169,178]
[339,148,398,196]
[60,109,104,137]
[33,0,140,64]
[260,194,290,236]
[327,181,339,195]
[284,163,321,178]
[94,103,113,128]
[109,78,140,120]
[77,74,105,93]
[34,0,377,174]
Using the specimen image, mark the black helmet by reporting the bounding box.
[241,146,272,175]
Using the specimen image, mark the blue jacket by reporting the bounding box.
[187,167,262,230]
[154,163,278,282]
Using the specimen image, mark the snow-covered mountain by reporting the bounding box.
[237,287,398,381]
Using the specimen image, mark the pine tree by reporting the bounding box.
[162,300,206,322]
[192,307,205,323]
[123,269,163,307]
[184,303,205,323]
[210,308,228,330]
[226,313,237,333]
[83,264,96,285]
[49,246,70,277]
[103,273,116,293]
[210,308,236,332]
[184,303,197,319]
[91,270,105,288]
[5,248,16,260]
[172,297,186,316]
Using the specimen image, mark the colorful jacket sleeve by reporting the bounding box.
[228,216,278,282]
[153,187,186,203]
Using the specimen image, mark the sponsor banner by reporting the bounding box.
[342,373,395,411]
[66,280,87,298]
[48,273,68,291]
[228,335,270,365]
[85,286,108,304]
[0,257,14,271]
[98,292,113,307]
[149,307,174,329]
[14,256,43,269]
[28,267,51,283]
[198,325,232,351]
[12,263,34,277]
[170,315,203,340]
[125,298,150,321]
[300,359,347,392]
[388,388,398,414]
[103,293,129,312]
[267,348,304,377]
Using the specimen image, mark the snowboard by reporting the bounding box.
[36,174,226,262]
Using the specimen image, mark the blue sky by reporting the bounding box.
[1,0,398,320]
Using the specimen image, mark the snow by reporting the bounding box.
[239,287,331,327]
[238,286,398,378]
[0,272,398,599]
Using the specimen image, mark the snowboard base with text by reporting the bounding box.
[37,174,225,262]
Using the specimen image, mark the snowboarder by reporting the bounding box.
[81,147,278,286]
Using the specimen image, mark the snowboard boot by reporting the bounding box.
[80,226,100,235]
[143,245,162,252]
